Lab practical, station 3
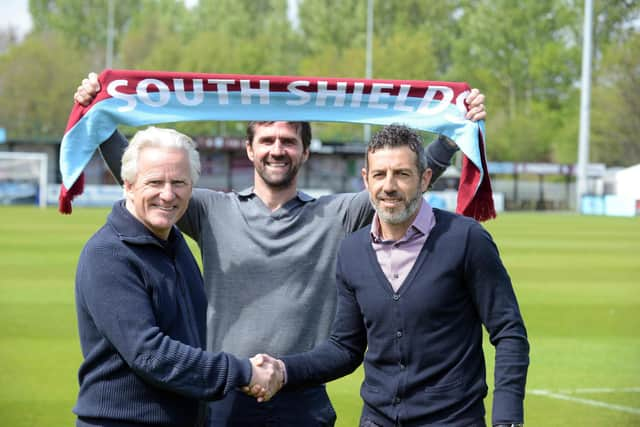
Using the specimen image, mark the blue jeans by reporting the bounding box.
[208,384,337,427]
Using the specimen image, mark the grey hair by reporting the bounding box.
[121,126,201,184]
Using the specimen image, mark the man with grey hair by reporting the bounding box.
[73,126,282,427]
[278,124,529,427]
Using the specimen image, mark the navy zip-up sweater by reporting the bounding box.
[282,209,529,426]
[73,201,252,427]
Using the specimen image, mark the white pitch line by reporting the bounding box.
[559,387,640,394]
[529,389,640,415]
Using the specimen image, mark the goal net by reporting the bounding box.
[0,152,48,208]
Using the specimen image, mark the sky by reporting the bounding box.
[0,0,32,39]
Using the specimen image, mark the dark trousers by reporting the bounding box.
[360,406,486,427]
[208,384,336,427]
[360,419,486,427]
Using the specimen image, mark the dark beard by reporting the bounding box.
[256,164,299,189]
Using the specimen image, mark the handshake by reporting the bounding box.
[243,353,286,402]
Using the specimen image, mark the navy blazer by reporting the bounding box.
[283,209,529,426]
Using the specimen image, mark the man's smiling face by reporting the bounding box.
[124,146,192,239]
[246,121,309,191]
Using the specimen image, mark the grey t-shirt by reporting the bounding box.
[178,187,373,357]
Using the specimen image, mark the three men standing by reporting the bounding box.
[71,74,517,427]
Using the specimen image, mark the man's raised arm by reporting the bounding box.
[75,72,127,185]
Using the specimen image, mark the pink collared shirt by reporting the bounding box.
[370,199,436,292]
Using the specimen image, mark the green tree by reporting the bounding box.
[449,0,640,164]
[296,1,449,142]
[29,0,142,58]
[297,0,367,55]
[193,0,297,60]
[126,0,302,137]
[0,32,89,139]
[297,0,461,69]
[449,0,580,161]
[195,0,283,39]
[591,31,640,166]
[374,0,463,75]
[373,29,438,80]
[580,0,640,54]
[0,28,22,54]
[586,0,640,165]
[135,0,301,137]
[118,0,193,69]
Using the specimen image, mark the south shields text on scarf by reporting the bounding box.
[59,69,495,220]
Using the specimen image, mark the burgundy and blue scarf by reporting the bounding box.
[59,69,495,220]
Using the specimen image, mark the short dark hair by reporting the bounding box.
[365,124,427,175]
[246,121,312,150]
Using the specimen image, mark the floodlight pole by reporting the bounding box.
[363,0,374,143]
[576,0,593,212]
[106,0,115,69]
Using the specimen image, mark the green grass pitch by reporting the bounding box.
[1,206,638,426]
